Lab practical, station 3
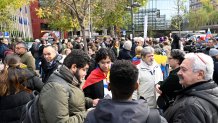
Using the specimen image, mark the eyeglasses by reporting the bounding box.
[135,42,139,44]
[15,47,25,50]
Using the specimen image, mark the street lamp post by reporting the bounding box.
[88,0,92,39]
[129,0,140,42]
[130,1,134,42]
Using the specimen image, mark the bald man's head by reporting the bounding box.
[43,45,57,62]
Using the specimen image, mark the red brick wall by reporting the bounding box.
[29,0,69,39]
[29,0,46,39]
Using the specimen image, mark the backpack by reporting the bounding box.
[20,91,40,123]
[20,78,71,123]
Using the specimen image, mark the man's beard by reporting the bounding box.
[74,69,82,84]
[146,61,153,66]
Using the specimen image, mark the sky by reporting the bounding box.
[146,0,189,20]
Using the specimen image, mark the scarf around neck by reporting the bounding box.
[58,65,80,87]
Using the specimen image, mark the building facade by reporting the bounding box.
[10,6,33,39]
[30,0,48,39]
[133,8,170,32]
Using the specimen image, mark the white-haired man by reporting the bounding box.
[135,37,144,47]
[132,46,163,108]
[131,37,145,57]
[164,53,218,123]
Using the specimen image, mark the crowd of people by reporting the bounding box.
[0,34,218,123]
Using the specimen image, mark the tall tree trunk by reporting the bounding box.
[79,19,87,53]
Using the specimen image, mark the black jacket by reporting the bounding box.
[212,58,218,84]
[164,81,218,123]
[214,62,218,84]
[0,68,43,123]
[83,80,104,99]
[158,68,182,99]
[0,91,32,123]
[21,68,44,92]
[41,54,62,83]
[159,68,182,98]
[157,68,183,110]
[118,49,132,60]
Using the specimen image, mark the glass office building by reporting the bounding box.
[132,0,172,33]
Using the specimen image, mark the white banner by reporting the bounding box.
[144,16,148,39]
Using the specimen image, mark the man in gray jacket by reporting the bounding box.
[39,49,99,123]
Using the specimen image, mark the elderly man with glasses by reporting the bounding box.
[163,53,218,123]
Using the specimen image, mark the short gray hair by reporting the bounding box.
[141,46,154,56]
[137,37,144,44]
[185,53,214,81]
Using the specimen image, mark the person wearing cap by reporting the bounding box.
[118,40,132,60]
[209,48,218,84]
[15,42,35,71]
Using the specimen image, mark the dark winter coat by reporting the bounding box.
[164,80,218,123]
[83,80,104,99]
[0,91,32,123]
[30,42,41,59]
[85,99,167,123]
[213,62,218,84]
[157,67,183,110]
[0,68,43,123]
[21,68,44,92]
[41,54,62,83]
[118,49,132,60]
[171,35,180,50]
[0,43,9,59]
[212,58,218,84]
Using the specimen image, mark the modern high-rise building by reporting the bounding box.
[131,0,172,36]
[133,8,169,31]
